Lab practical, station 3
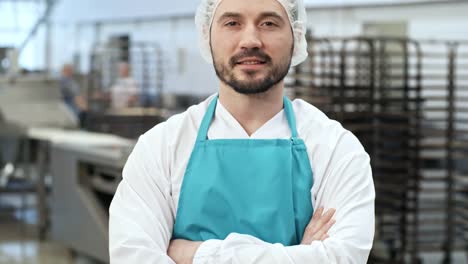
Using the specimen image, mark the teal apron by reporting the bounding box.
[172,96,313,245]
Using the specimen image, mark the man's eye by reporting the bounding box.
[225,21,239,27]
[262,21,277,27]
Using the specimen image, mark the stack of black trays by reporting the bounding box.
[287,35,468,264]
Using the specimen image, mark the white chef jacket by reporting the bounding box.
[109,94,375,264]
[110,77,139,109]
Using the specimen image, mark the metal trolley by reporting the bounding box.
[287,36,468,263]
[88,40,165,109]
[84,40,167,138]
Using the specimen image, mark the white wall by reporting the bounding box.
[49,0,218,95]
[51,17,218,95]
[51,0,198,23]
[0,1,48,70]
[307,1,468,39]
[45,1,468,96]
[305,0,448,7]
[50,0,450,23]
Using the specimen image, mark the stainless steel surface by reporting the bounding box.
[26,128,132,241]
[0,76,77,131]
[0,75,80,241]
[50,138,133,263]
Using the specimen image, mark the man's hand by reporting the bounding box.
[301,207,336,244]
[168,239,202,264]
[168,208,335,262]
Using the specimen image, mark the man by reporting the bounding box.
[109,0,375,263]
[59,64,86,124]
[109,62,139,109]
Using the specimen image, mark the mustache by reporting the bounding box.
[229,49,271,67]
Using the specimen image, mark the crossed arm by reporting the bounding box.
[109,135,375,264]
[168,207,336,263]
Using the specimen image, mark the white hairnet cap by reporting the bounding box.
[195,0,308,67]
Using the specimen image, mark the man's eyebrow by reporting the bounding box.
[216,11,286,24]
[216,12,243,23]
[258,11,285,21]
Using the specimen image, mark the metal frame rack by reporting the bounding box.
[287,36,468,263]
[84,41,167,138]
[88,40,165,109]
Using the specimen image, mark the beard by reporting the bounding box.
[212,48,292,95]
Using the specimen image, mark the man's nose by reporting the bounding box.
[239,25,262,50]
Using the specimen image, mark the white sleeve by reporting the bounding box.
[193,150,375,264]
[109,132,175,264]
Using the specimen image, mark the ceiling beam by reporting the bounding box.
[17,0,57,52]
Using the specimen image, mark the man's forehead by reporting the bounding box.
[213,0,289,20]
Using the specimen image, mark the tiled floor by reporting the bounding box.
[0,217,73,264]
[1,194,467,264]
[0,207,98,264]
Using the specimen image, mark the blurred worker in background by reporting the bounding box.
[59,64,87,124]
[109,62,139,109]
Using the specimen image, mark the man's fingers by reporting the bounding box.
[316,208,335,229]
[312,218,336,241]
[301,208,336,244]
[302,218,335,244]
[320,209,336,224]
[311,207,324,222]
[308,208,336,233]
[319,233,329,241]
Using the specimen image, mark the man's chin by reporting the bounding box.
[232,86,272,95]
[233,71,268,82]
[228,80,273,95]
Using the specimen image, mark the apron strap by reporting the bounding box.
[196,95,299,141]
[197,96,219,141]
[283,96,299,138]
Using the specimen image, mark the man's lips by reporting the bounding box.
[236,57,266,64]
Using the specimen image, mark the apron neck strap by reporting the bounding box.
[197,95,299,141]
[283,96,299,138]
[197,95,219,141]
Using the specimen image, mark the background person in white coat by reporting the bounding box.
[109,0,375,263]
[109,62,139,109]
